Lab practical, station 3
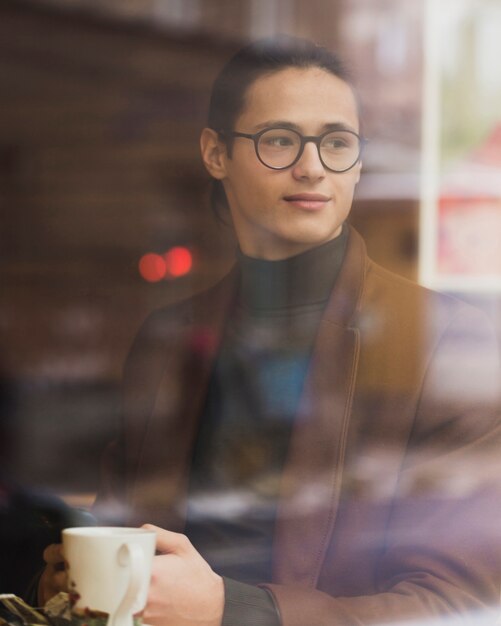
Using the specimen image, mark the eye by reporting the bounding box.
[259,130,298,150]
[322,134,351,151]
[270,136,293,147]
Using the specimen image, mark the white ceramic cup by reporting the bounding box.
[62,527,156,626]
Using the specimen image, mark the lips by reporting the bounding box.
[283,193,331,210]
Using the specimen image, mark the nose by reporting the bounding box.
[292,140,325,181]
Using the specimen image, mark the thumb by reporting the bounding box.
[141,524,191,555]
[43,543,65,565]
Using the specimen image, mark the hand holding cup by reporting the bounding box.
[62,527,156,626]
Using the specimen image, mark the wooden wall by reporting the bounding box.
[0,2,240,491]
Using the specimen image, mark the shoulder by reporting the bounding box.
[364,259,454,311]
[119,269,237,409]
[340,227,488,336]
[123,268,238,379]
[132,268,237,346]
[355,258,499,402]
[361,258,494,338]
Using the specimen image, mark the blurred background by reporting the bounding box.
[0,0,500,509]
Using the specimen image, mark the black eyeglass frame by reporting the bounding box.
[219,127,368,173]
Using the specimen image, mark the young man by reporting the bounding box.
[41,37,501,626]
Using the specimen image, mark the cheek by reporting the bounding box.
[224,176,265,219]
[230,168,279,207]
[337,174,359,200]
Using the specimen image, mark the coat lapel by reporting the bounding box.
[273,227,367,586]
[128,269,238,529]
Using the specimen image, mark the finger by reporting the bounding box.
[43,544,64,565]
[38,566,67,606]
[50,570,68,593]
[142,524,191,555]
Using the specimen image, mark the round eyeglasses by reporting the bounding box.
[220,127,366,173]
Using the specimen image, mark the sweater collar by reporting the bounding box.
[237,225,348,313]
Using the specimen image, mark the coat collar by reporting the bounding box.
[127,270,237,529]
[321,225,367,327]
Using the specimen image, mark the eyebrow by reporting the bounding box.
[253,120,358,133]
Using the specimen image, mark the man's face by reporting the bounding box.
[210,67,362,260]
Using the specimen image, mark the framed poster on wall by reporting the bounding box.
[419,0,501,292]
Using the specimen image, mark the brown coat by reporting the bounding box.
[97,227,501,625]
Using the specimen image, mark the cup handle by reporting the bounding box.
[109,543,145,626]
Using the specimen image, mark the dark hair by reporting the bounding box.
[206,35,360,219]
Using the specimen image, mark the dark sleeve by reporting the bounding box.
[222,578,281,626]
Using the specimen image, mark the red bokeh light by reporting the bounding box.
[165,246,193,277]
[138,253,167,282]
[139,246,193,283]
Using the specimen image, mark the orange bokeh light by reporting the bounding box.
[138,253,167,282]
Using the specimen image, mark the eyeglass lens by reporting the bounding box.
[257,129,360,171]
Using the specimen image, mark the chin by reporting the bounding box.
[287,227,341,247]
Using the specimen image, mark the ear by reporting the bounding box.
[200,128,228,180]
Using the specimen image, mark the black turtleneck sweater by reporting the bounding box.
[185,227,348,625]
